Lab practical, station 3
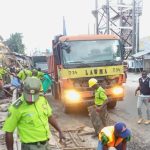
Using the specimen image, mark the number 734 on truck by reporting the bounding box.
[48,34,126,112]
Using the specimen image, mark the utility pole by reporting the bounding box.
[135,0,141,53]
[63,16,67,36]
[136,14,139,53]
[88,23,90,35]
[92,0,99,34]
[132,0,136,54]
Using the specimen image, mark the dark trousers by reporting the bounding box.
[21,142,50,150]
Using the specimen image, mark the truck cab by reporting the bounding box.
[48,34,126,112]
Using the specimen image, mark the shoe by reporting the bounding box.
[144,120,150,125]
[137,118,143,124]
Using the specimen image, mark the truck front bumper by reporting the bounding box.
[62,85,124,106]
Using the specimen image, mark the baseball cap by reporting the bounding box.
[114,122,131,138]
[23,77,41,103]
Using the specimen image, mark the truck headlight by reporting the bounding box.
[112,86,123,95]
[65,90,81,102]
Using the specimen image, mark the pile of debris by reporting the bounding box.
[0,98,11,150]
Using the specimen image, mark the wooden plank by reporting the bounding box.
[68,132,80,147]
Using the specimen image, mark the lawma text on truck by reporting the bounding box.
[48,34,126,113]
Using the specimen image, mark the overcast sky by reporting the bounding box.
[0,0,149,55]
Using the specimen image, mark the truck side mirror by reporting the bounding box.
[61,43,71,53]
[53,45,61,65]
[120,41,125,60]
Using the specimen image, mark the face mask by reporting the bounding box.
[23,90,39,103]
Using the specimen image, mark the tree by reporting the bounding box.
[5,33,25,54]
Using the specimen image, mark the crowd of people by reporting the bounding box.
[0,65,52,97]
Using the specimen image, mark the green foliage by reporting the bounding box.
[5,33,25,54]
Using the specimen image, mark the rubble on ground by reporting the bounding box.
[49,126,97,150]
[0,99,10,150]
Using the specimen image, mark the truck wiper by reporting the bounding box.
[67,61,91,67]
[93,60,121,66]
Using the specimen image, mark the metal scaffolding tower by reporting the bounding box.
[92,0,143,59]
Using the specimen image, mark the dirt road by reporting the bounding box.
[49,72,150,150]
[0,73,150,150]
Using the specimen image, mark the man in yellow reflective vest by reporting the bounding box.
[32,68,38,77]
[3,77,65,150]
[97,122,131,150]
[17,67,32,81]
[37,68,45,79]
[88,78,110,136]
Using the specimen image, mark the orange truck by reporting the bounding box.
[48,34,126,112]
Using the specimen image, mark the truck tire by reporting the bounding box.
[64,105,71,114]
[107,101,117,109]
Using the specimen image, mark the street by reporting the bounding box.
[48,72,150,150]
[0,72,150,150]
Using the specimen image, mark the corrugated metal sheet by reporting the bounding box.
[132,50,150,58]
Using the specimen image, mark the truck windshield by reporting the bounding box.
[32,56,48,71]
[62,40,121,65]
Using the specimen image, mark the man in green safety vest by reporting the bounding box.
[17,67,32,81]
[37,68,45,80]
[3,77,65,150]
[88,78,110,136]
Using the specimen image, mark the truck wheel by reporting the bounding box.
[64,105,71,114]
[107,101,117,109]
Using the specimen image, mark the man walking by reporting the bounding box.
[97,122,131,150]
[135,70,150,124]
[88,78,110,136]
[3,77,65,150]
